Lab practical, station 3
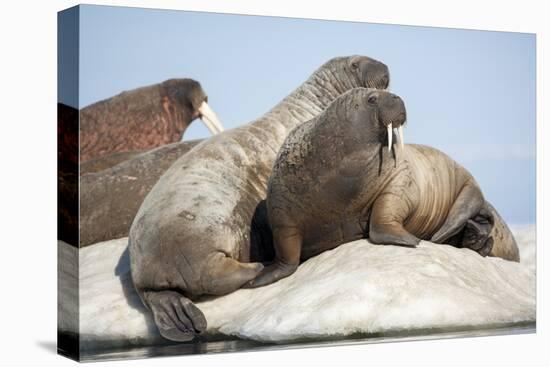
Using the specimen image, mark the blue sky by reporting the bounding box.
[68,5,535,224]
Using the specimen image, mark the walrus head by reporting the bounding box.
[318,55,390,91]
[161,78,224,135]
[347,55,390,89]
[338,88,406,153]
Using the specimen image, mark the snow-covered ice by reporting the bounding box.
[58,225,535,349]
[513,224,536,272]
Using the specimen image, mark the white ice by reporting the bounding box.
[58,225,535,349]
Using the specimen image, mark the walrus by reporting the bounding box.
[80,78,223,162]
[129,55,391,342]
[247,88,519,288]
[79,139,203,247]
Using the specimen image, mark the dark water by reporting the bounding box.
[73,322,535,362]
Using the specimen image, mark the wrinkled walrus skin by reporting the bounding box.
[80,150,146,175]
[79,140,202,247]
[248,88,519,287]
[80,79,222,162]
[129,55,391,342]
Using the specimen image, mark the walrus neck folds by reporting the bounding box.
[259,61,363,137]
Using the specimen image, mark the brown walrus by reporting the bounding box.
[247,88,519,287]
[59,101,204,247]
[129,55,391,342]
[80,78,223,162]
[79,140,203,247]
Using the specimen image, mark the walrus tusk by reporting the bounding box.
[398,125,404,149]
[387,123,393,152]
[198,101,224,134]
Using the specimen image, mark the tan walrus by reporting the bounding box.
[247,88,519,287]
[79,140,203,246]
[129,56,391,342]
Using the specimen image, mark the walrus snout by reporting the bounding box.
[379,74,390,89]
[349,56,390,89]
[378,92,407,150]
[369,65,390,89]
[395,111,407,125]
[162,78,225,135]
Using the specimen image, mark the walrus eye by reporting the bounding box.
[368,95,378,104]
[351,62,359,70]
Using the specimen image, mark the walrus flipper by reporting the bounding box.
[142,256,263,342]
[143,290,207,342]
[244,227,301,288]
[202,252,264,295]
[369,221,420,247]
[244,261,299,289]
[460,207,495,256]
[430,181,484,243]
[368,194,420,247]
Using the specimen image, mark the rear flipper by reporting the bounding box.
[144,290,207,342]
[460,208,494,256]
[431,180,484,243]
[441,201,518,261]
[202,252,265,295]
[144,255,264,342]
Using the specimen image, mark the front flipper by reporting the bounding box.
[244,261,298,288]
[245,226,301,288]
[368,193,420,247]
[144,290,207,342]
[431,180,484,243]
